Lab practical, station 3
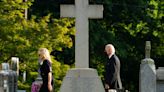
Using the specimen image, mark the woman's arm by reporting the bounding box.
[48,72,52,91]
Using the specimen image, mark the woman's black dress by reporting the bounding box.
[39,60,53,92]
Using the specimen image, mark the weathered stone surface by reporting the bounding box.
[60,1,104,92]
[139,58,156,92]
[17,90,26,92]
[60,68,105,92]
[157,67,164,80]
[60,0,103,68]
[157,67,164,92]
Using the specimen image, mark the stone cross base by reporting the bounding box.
[60,68,105,92]
[17,90,26,92]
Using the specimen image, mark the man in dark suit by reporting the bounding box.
[104,44,122,92]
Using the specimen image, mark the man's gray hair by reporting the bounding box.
[105,44,115,54]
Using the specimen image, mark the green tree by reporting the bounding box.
[0,0,75,92]
[1,0,163,92]
[29,0,163,91]
[89,0,163,92]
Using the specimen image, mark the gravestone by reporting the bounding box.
[0,63,17,92]
[139,41,156,92]
[156,67,164,92]
[11,57,19,76]
[139,41,164,92]
[60,0,105,92]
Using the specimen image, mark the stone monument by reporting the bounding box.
[139,41,156,92]
[11,57,19,76]
[60,0,105,92]
[0,63,17,92]
[139,41,164,92]
[156,67,164,92]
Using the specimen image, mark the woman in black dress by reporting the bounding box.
[38,48,53,92]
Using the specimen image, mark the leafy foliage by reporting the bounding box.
[89,0,163,92]
[0,0,75,92]
[0,0,163,92]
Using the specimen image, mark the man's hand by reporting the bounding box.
[105,84,110,89]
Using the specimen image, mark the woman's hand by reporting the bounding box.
[48,84,53,92]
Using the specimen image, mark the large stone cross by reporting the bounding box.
[60,0,103,68]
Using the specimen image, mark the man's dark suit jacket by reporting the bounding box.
[105,54,122,89]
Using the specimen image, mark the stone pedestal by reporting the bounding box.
[60,68,105,92]
[17,90,26,92]
[139,58,156,92]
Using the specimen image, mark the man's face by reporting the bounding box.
[105,46,112,56]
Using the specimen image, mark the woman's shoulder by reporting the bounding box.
[43,59,51,65]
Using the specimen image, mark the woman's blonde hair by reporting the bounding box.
[38,48,52,63]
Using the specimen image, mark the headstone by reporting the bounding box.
[60,0,105,92]
[139,41,156,92]
[2,63,10,70]
[156,67,164,92]
[60,0,103,68]
[11,57,19,76]
[22,64,26,82]
[0,63,17,92]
